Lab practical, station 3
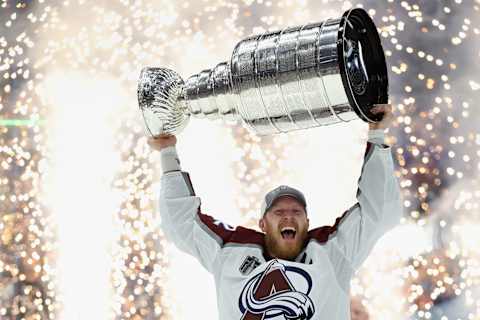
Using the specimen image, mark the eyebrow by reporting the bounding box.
[273,208,303,212]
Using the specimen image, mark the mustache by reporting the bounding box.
[278,221,299,231]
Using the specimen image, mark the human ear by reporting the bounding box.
[259,218,265,232]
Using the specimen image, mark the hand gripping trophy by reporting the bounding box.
[137,8,389,137]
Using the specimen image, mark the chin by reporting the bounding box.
[276,251,300,261]
[280,245,303,260]
[267,238,304,261]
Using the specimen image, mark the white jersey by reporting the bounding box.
[158,131,402,320]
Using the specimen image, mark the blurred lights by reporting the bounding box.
[1,0,480,320]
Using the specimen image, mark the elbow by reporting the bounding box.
[159,219,174,241]
[383,174,403,226]
[382,193,403,230]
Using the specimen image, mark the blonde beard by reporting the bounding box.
[264,228,308,261]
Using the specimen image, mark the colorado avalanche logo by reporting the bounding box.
[239,260,315,319]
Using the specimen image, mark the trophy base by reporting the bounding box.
[338,8,389,123]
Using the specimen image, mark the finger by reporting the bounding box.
[153,134,170,140]
[372,104,392,115]
[378,104,392,112]
[148,137,164,145]
[370,107,385,115]
[147,138,156,146]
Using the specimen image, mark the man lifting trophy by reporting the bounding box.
[142,8,402,320]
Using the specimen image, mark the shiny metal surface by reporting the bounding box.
[138,8,388,137]
[137,68,189,136]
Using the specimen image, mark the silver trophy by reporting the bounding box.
[138,8,388,137]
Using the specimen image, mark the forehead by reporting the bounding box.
[270,196,305,208]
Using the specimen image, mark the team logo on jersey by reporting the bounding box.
[238,260,315,320]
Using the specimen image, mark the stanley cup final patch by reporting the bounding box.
[238,260,315,320]
[239,256,261,276]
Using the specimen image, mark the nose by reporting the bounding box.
[280,213,297,221]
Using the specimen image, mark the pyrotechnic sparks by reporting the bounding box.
[1,0,480,320]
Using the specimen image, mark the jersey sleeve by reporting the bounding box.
[321,130,403,273]
[159,170,237,273]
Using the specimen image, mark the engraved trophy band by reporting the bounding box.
[138,8,388,137]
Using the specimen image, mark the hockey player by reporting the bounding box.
[148,104,402,320]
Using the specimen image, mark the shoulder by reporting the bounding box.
[307,226,336,244]
[307,210,349,244]
[228,226,265,247]
[196,211,265,247]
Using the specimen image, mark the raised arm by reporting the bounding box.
[149,135,235,273]
[319,105,403,282]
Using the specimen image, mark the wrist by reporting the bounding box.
[368,128,385,137]
[368,128,389,147]
[160,145,177,154]
[160,146,181,173]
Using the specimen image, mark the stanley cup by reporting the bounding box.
[138,8,388,137]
